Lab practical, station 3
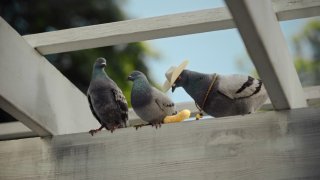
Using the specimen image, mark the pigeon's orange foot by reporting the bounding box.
[89,125,104,136]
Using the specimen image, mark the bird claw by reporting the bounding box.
[109,124,121,133]
[134,124,148,130]
[151,122,162,129]
[89,129,99,136]
[134,125,141,130]
[135,122,162,130]
[88,125,104,136]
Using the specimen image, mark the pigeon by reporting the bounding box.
[128,71,176,128]
[87,57,128,135]
[170,69,268,117]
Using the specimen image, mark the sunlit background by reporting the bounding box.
[1,0,319,122]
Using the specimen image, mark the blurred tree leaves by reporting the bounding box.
[235,52,259,78]
[293,20,320,86]
[235,19,320,86]
[0,0,160,109]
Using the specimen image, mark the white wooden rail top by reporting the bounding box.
[23,0,320,55]
[1,1,320,179]
[0,0,320,140]
[1,85,319,140]
[1,107,320,179]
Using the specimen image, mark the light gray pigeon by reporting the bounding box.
[128,71,176,128]
[171,69,268,117]
[87,57,128,135]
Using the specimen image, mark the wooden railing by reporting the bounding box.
[1,0,320,179]
[0,0,320,138]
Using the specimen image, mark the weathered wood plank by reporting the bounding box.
[23,0,320,55]
[225,0,307,110]
[0,107,319,179]
[0,122,37,140]
[24,7,232,55]
[0,17,99,136]
[304,85,320,107]
[261,85,320,110]
[273,0,320,20]
[0,85,319,140]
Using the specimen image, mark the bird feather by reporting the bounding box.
[218,74,263,100]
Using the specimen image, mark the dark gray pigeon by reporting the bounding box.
[87,57,128,135]
[128,71,176,128]
[171,69,268,117]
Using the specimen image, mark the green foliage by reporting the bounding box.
[235,19,320,86]
[0,0,159,107]
[293,19,320,86]
[235,52,259,79]
[294,58,320,86]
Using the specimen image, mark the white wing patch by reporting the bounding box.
[218,74,262,100]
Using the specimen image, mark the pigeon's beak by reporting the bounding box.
[128,75,133,81]
[171,83,176,93]
[101,62,106,67]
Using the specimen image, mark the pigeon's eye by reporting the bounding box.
[177,76,182,81]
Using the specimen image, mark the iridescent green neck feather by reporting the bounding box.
[92,66,107,80]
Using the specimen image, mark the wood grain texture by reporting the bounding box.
[24,8,233,55]
[0,107,320,180]
[0,122,37,140]
[0,18,99,136]
[225,0,307,110]
[23,0,320,55]
[273,0,320,20]
[0,85,319,140]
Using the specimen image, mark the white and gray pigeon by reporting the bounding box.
[87,57,128,135]
[128,71,176,128]
[171,69,268,117]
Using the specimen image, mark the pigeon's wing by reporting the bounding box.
[87,94,102,124]
[218,74,263,100]
[112,88,128,127]
[153,88,175,115]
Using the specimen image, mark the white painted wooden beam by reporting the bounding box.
[304,85,320,107]
[0,107,320,179]
[225,0,307,110]
[0,122,37,140]
[24,7,232,55]
[1,85,319,140]
[0,18,99,136]
[273,0,320,20]
[23,0,320,55]
[260,85,320,110]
